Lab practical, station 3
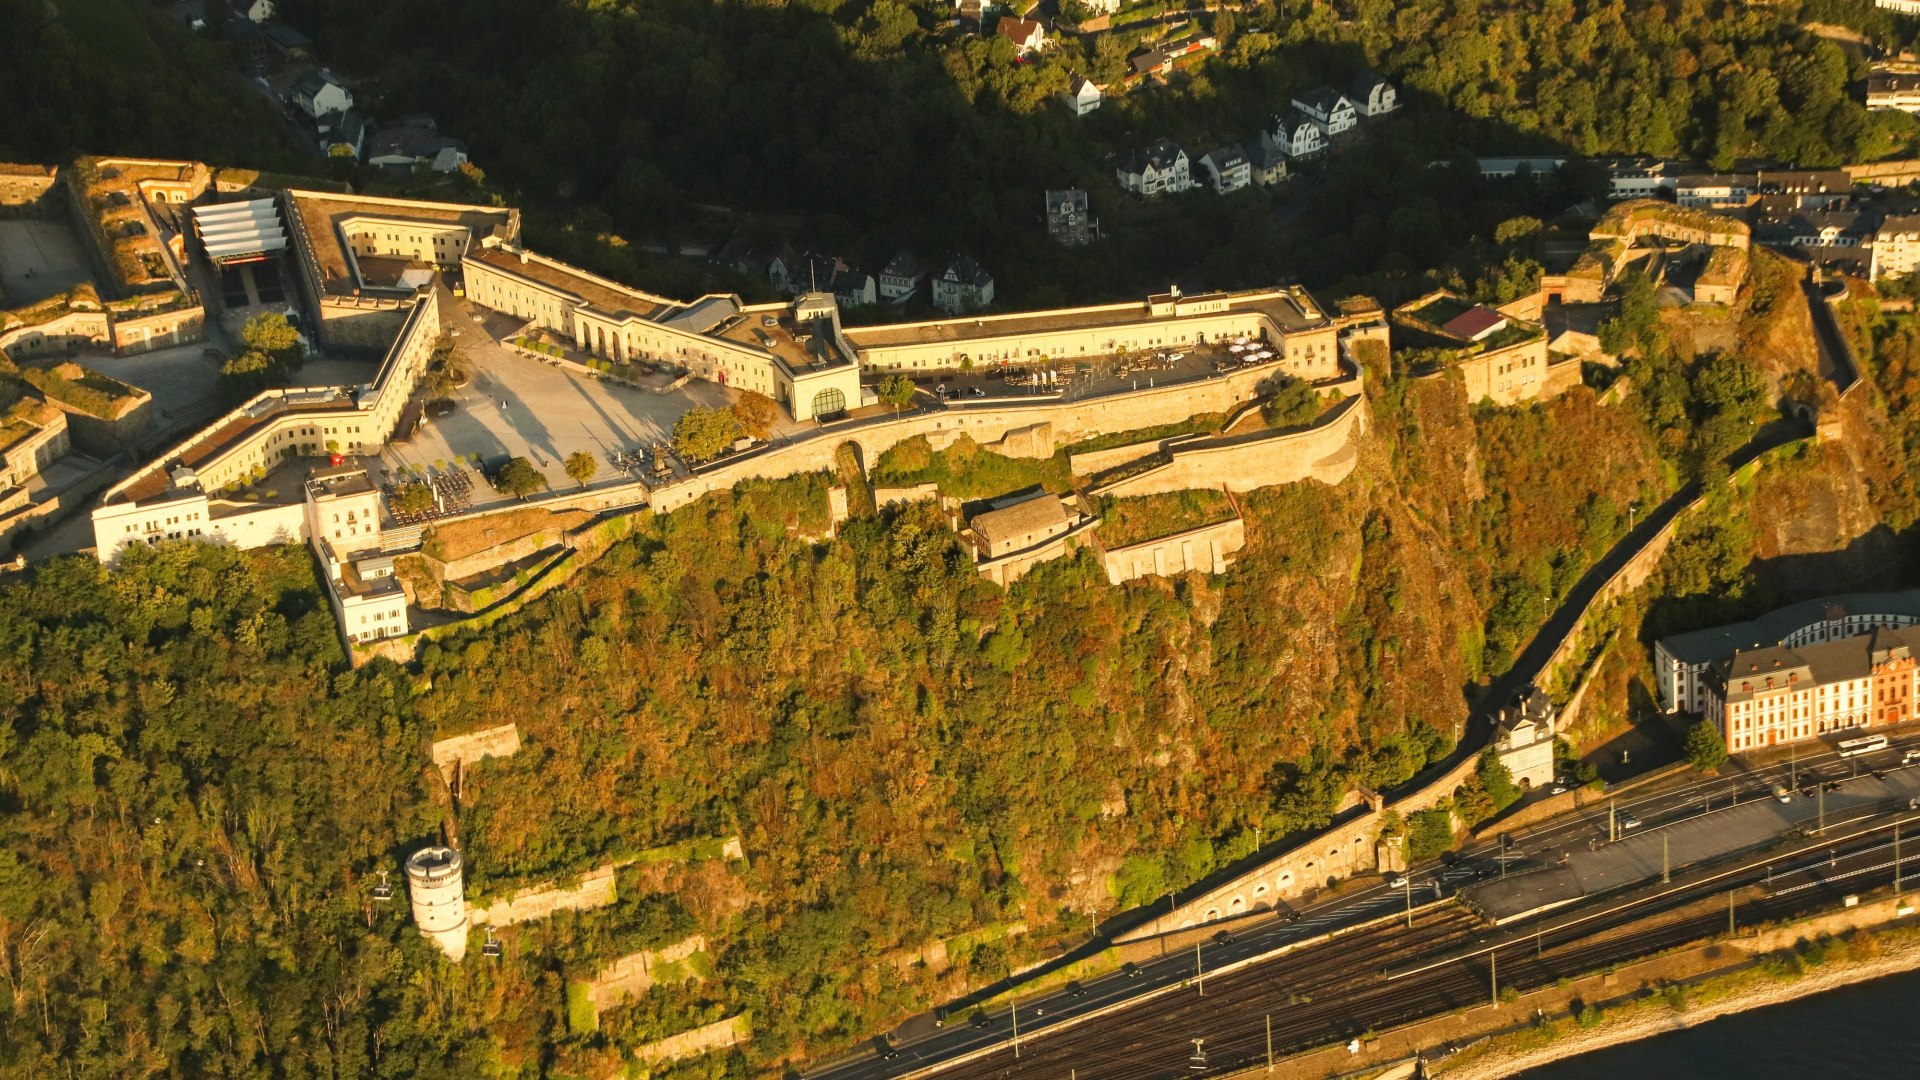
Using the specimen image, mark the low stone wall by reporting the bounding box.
[0,166,59,211]
[0,311,111,361]
[1100,515,1245,584]
[470,864,617,928]
[585,933,708,1014]
[429,722,522,784]
[1091,395,1368,500]
[631,1014,750,1067]
[874,482,939,508]
[1070,432,1206,478]
[111,304,204,355]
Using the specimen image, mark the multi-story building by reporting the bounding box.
[931,255,995,314]
[305,462,408,645]
[1116,139,1191,197]
[1273,113,1324,159]
[1867,67,1920,112]
[1602,157,1678,201]
[1061,74,1103,117]
[1656,590,1920,714]
[1198,146,1251,195]
[1705,625,1920,753]
[1290,88,1357,136]
[1348,71,1398,117]
[1045,189,1096,247]
[878,250,923,303]
[844,286,1340,376]
[1872,215,1920,281]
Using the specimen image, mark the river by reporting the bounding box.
[1521,967,1920,1077]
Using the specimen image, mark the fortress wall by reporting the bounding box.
[0,311,111,361]
[1090,396,1368,499]
[429,722,522,782]
[632,1014,750,1066]
[1101,515,1245,584]
[112,304,205,355]
[470,864,616,928]
[585,933,708,1013]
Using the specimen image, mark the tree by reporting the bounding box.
[493,456,547,499]
[242,311,303,372]
[564,451,598,488]
[731,391,778,440]
[1684,718,1729,771]
[673,407,743,463]
[878,374,916,412]
[1261,377,1322,430]
[390,481,435,515]
[1477,747,1523,812]
[218,348,276,398]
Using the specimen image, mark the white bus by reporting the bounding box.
[1838,734,1889,758]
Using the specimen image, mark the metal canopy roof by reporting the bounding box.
[192,199,288,263]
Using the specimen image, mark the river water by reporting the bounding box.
[1522,968,1920,1077]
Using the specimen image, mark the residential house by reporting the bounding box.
[317,111,368,161]
[995,16,1047,55]
[1128,32,1216,79]
[1116,138,1192,197]
[289,71,352,120]
[367,118,469,173]
[1879,0,1920,12]
[1756,170,1855,210]
[245,0,276,22]
[1273,113,1325,159]
[1477,157,1566,180]
[879,250,924,303]
[1868,66,1920,112]
[1061,74,1103,117]
[1758,209,1865,250]
[1046,189,1096,247]
[1198,145,1251,195]
[1872,215,1920,281]
[832,269,877,310]
[1290,88,1357,136]
[932,255,994,314]
[771,251,847,296]
[1348,70,1398,117]
[1244,132,1289,186]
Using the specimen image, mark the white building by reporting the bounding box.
[1873,215,1920,281]
[1348,71,1398,117]
[1273,113,1324,159]
[1603,158,1678,201]
[879,250,923,303]
[1290,88,1357,136]
[1116,139,1192,197]
[245,0,277,23]
[289,71,353,120]
[1868,67,1920,112]
[1061,74,1104,117]
[1654,590,1920,714]
[1494,686,1558,790]
[932,255,994,314]
[1198,145,1251,195]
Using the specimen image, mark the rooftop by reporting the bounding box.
[711,306,855,375]
[841,287,1330,351]
[971,492,1071,549]
[289,191,515,296]
[465,246,678,321]
[1712,625,1920,702]
[1662,589,1920,667]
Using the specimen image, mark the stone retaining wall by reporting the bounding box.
[630,1014,750,1067]
[429,723,522,784]
[585,933,708,1014]
[470,864,617,928]
[1100,515,1245,584]
[1090,395,1368,500]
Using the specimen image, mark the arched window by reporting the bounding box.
[810,387,846,416]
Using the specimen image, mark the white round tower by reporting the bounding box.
[405,846,468,961]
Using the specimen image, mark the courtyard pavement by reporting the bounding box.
[0,219,92,307]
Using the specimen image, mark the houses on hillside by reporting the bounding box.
[1198,146,1250,195]
[1867,62,1920,112]
[995,16,1047,55]
[933,255,995,314]
[290,71,351,119]
[1046,189,1098,247]
[1061,74,1104,117]
[879,251,925,304]
[1116,139,1193,197]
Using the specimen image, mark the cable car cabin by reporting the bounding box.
[481,927,502,958]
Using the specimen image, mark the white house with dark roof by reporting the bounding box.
[1061,74,1104,117]
[932,255,994,314]
[1198,145,1251,195]
[1273,113,1325,159]
[1290,88,1357,136]
[1116,139,1192,197]
[879,250,923,303]
[1348,70,1398,117]
[245,0,277,22]
[290,72,353,120]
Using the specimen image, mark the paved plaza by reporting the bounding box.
[380,296,739,497]
[0,219,91,307]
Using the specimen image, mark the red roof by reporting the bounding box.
[1442,306,1507,341]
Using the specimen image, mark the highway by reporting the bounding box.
[807,731,1920,1080]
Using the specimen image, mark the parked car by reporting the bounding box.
[1618,812,1641,830]
[1385,874,1408,889]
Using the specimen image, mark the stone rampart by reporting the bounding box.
[874,483,940,508]
[1100,515,1245,584]
[1089,395,1368,499]
[631,1014,750,1067]
[429,723,522,784]
[585,933,708,1013]
[111,304,205,355]
[1070,433,1207,478]
[0,311,111,361]
[0,166,59,211]
[470,864,617,927]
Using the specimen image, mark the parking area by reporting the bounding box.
[897,337,1278,405]
[0,219,93,307]
[382,298,744,499]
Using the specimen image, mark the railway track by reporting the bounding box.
[920,830,1913,1080]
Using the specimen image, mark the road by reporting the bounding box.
[808,731,1920,1080]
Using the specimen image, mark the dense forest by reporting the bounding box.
[262,0,1918,303]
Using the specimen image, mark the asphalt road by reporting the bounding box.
[807,730,1920,1080]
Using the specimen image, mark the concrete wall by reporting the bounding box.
[429,722,522,784]
[469,864,617,927]
[0,311,111,361]
[584,933,708,1014]
[631,1014,750,1066]
[1100,515,1245,584]
[1090,395,1367,499]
